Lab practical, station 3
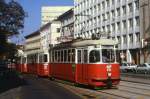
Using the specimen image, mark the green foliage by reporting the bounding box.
[0,0,25,58]
[0,0,25,36]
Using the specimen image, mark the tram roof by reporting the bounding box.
[52,39,118,49]
[72,39,118,47]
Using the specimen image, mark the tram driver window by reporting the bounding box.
[89,50,100,63]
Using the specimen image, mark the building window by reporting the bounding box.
[106,0,110,7]
[112,0,115,5]
[117,0,120,3]
[135,16,140,26]
[107,25,110,32]
[117,22,121,31]
[102,14,105,21]
[106,12,110,20]
[111,10,115,18]
[129,34,133,43]
[57,28,60,33]
[98,3,101,11]
[135,0,139,10]
[129,18,133,28]
[112,24,115,32]
[122,20,127,29]
[117,36,121,43]
[117,8,120,16]
[123,35,127,44]
[128,3,133,13]
[136,32,140,43]
[102,1,105,10]
[122,6,126,15]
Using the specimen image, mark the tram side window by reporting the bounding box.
[83,50,88,63]
[35,54,38,63]
[61,50,63,62]
[58,51,60,62]
[54,51,57,63]
[22,57,26,64]
[39,54,42,63]
[68,50,71,62]
[27,55,33,64]
[52,51,54,63]
[71,49,75,63]
[44,54,47,62]
[78,50,82,63]
[64,50,67,63]
[89,50,100,63]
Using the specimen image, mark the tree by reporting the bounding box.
[0,0,25,59]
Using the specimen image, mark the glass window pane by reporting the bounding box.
[89,50,100,63]
[78,50,82,63]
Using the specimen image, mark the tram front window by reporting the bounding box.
[102,49,115,63]
[89,50,100,63]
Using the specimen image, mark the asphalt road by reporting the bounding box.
[0,75,81,99]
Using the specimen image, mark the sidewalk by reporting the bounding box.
[0,70,26,94]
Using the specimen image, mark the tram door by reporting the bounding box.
[77,49,88,83]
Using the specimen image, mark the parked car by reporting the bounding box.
[120,63,129,72]
[136,63,150,74]
[120,62,137,73]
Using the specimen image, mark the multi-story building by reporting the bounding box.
[57,8,74,42]
[41,6,72,25]
[40,20,61,54]
[74,0,140,64]
[25,31,41,55]
[140,0,150,63]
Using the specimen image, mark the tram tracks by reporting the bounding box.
[42,76,150,99]
[96,80,150,99]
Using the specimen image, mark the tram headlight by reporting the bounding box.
[108,73,112,77]
[44,65,48,69]
[107,64,112,72]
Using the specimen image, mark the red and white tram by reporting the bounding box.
[16,38,120,88]
[37,53,49,77]
[20,56,27,73]
[49,38,120,88]
[26,54,38,74]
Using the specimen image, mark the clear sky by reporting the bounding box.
[13,0,73,44]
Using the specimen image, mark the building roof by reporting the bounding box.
[57,8,73,20]
[25,30,40,39]
[40,22,51,31]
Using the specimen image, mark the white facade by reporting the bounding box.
[57,8,74,42]
[40,21,61,54]
[41,6,72,26]
[25,31,41,55]
[40,23,51,53]
[74,0,140,63]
